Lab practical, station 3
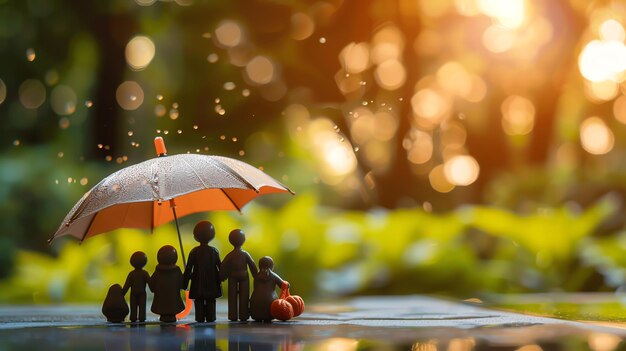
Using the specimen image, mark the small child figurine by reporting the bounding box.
[184,221,222,322]
[221,229,258,321]
[122,251,151,322]
[249,256,287,323]
[102,284,129,323]
[150,245,185,323]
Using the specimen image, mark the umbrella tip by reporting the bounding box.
[154,137,167,157]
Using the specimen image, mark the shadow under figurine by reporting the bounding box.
[102,284,129,323]
[250,256,288,322]
[221,229,258,321]
[184,221,222,323]
[151,245,185,323]
[122,251,151,322]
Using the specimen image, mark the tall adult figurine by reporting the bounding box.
[221,229,258,321]
[184,221,222,322]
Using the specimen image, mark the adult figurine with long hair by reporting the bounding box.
[184,221,222,322]
[221,229,258,321]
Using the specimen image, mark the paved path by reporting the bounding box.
[0,296,623,350]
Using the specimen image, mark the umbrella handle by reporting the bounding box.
[170,199,187,268]
[176,290,193,320]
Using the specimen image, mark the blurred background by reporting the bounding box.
[2,0,626,303]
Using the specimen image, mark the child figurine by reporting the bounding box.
[221,229,258,321]
[184,221,222,322]
[150,245,185,323]
[249,256,288,322]
[102,284,129,323]
[122,251,151,322]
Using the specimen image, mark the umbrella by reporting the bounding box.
[49,136,293,267]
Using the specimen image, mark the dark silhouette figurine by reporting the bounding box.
[102,283,129,323]
[150,245,185,323]
[184,221,222,322]
[249,256,287,322]
[122,251,151,322]
[220,229,259,321]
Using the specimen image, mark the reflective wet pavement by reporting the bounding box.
[1,296,625,350]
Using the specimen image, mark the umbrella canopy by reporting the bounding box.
[49,153,292,243]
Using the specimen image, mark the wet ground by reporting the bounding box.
[1,295,626,350]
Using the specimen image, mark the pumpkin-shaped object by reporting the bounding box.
[286,295,305,317]
[271,298,294,321]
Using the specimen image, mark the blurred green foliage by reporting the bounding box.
[1,192,620,303]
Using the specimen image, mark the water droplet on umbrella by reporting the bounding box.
[112,184,122,191]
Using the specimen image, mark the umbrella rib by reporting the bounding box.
[211,157,259,193]
[220,189,242,214]
[79,212,99,244]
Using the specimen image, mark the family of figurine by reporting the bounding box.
[102,221,289,323]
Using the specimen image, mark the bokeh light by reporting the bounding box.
[477,0,526,29]
[116,81,144,111]
[18,79,46,109]
[0,79,6,105]
[50,85,77,115]
[580,116,614,155]
[245,56,275,85]
[501,95,535,136]
[291,13,315,40]
[125,35,156,71]
[444,155,480,186]
[215,20,243,48]
[374,59,406,90]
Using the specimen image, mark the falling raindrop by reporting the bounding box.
[55,179,59,185]
[57,152,64,158]
[172,102,179,109]
[193,125,198,130]
[155,104,166,117]
[116,157,123,164]
[13,140,20,146]
[59,117,70,129]
[340,137,345,142]
[156,94,164,101]
[207,53,219,63]
[220,135,226,140]
[169,109,179,120]
[360,81,367,86]
[104,145,110,150]
[242,89,250,97]
[238,150,245,156]
[362,101,368,106]
[105,156,112,161]
[177,129,182,134]
[85,100,93,108]
[80,178,88,186]
[215,98,221,103]
[127,131,134,137]
[354,146,360,152]
[156,129,161,134]
[196,149,200,153]
[232,137,238,142]
[163,130,169,135]
[204,146,209,151]
[26,48,36,62]
[319,37,327,44]
[97,144,103,149]
[223,82,236,90]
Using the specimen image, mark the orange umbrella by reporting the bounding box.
[49,137,293,318]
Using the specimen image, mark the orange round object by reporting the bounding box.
[271,298,294,321]
[286,295,305,317]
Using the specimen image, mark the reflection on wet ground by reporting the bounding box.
[1,296,625,350]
